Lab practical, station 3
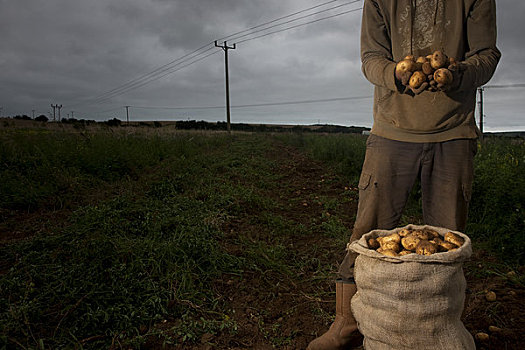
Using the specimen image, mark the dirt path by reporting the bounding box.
[162,141,361,350]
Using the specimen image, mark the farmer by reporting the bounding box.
[307,0,500,349]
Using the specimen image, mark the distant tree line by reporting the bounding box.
[174,120,370,134]
[2,116,371,134]
[5,115,97,125]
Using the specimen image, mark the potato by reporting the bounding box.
[488,326,502,333]
[414,229,431,241]
[439,241,458,251]
[422,61,434,75]
[416,56,427,64]
[475,332,489,342]
[430,50,448,69]
[368,238,380,249]
[395,59,417,77]
[398,228,412,237]
[430,237,444,245]
[401,234,421,251]
[444,231,464,247]
[381,233,401,244]
[372,229,463,256]
[434,68,453,86]
[409,71,427,89]
[381,240,401,253]
[425,229,440,239]
[415,240,438,255]
[430,239,458,252]
[485,291,497,302]
[380,249,399,257]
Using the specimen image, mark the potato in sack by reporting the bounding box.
[348,224,475,350]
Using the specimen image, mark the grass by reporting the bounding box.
[282,133,524,266]
[0,126,523,348]
[0,128,214,212]
[276,133,366,185]
[467,139,525,264]
[0,130,272,348]
[1,128,330,349]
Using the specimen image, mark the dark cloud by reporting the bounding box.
[0,0,523,130]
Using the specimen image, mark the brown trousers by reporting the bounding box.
[338,134,477,281]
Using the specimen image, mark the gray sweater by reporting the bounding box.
[361,0,501,142]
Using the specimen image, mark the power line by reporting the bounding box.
[69,43,215,108]
[72,47,217,107]
[129,95,373,111]
[227,1,361,43]
[235,7,363,45]
[216,0,342,42]
[90,43,214,101]
[232,95,372,108]
[75,1,364,110]
[484,83,525,89]
[73,2,351,108]
[91,50,220,105]
[90,106,124,115]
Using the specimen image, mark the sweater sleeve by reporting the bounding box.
[360,0,399,92]
[458,0,501,91]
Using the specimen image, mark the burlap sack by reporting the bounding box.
[348,224,475,350]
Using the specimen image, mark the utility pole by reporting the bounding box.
[125,106,130,125]
[57,104,63,121]
[51,104,57,121]
[477,87,484,142]
[215,40,236,133]
[32,110,35,119]
[71,111,74,119]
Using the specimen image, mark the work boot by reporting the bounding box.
[307,282,360,350]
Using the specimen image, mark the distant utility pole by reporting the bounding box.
[57,104,63,121]
[477,87,484,142]
[215,40,236,133]
[71,111,74,119]
[32,110,35,119]
[125,106,130,125]
[51,104,57,121]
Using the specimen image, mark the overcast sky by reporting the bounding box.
[1,0,524,131]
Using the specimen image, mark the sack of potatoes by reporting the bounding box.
[348,225,475,350]
[395,50,456,91]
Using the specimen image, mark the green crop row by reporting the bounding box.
[279,133,524,265]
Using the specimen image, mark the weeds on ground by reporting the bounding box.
[280,133,524,265]
[467,138,525,265]
[277,133,367,185]
[0,130,208,211]
[0,132,278,348]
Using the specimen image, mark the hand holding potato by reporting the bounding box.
[439,61,467,92]
[395,51,462,94]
